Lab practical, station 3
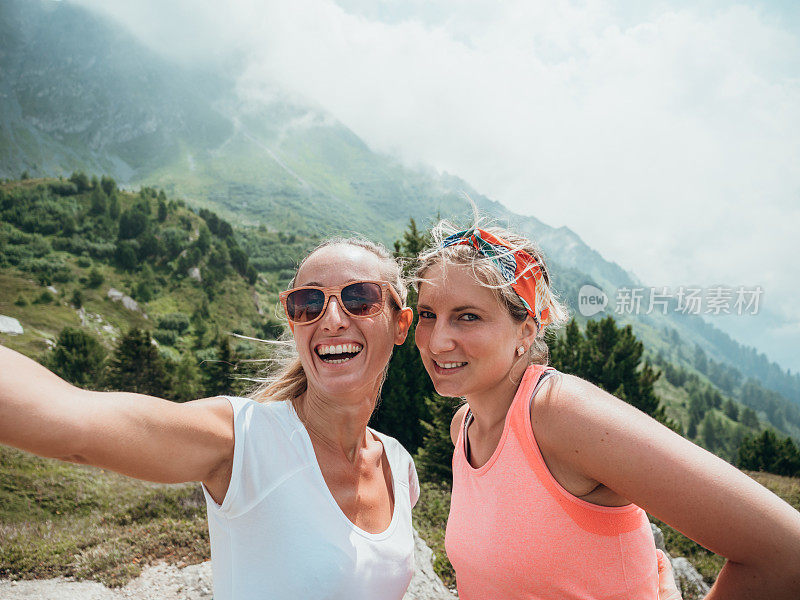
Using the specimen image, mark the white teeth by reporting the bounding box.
[436,361,467,369]
[316,343,363,358]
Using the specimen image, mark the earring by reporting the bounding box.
[516,345,525,356]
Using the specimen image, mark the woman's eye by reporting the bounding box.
[459,313,479,322]
[418,310,435,319]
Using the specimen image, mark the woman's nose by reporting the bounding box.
[428,321,456,354]
[320,296,349,331]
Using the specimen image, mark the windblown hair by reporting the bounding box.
[415,218,569,365]
[249,237,407,405]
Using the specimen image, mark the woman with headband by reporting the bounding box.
[413,221,800,599]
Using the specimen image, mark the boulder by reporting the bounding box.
[404,529,455,599]
[651,523,710,600]
[107,288,141,314]
[0,315,24,335]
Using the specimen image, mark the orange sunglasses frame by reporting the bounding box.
[279,280,404,325]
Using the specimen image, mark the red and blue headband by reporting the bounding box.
[441,228,552,327]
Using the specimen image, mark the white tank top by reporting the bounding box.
[202,396,419,600]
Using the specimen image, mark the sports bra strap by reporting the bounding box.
[463,367,557,459]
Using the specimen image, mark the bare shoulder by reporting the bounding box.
[450,403,470,446]
[530,371,603,428]
[530,372,653,466]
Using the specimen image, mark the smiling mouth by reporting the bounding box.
[315,343,364,364]
[434,360,467,370]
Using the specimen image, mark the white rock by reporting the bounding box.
[651,524,709,600]
[188,267,201,282]
[107,288,141,313]
[47,285,58,295]
[404,529,456,599]
[0,315,24,334]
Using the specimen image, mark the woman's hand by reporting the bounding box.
[657,550,682,600]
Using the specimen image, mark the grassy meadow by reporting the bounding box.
[3,441,797,589]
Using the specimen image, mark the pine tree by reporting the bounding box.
[370,218,434,453]
[724,398,739,421]
[701,412,721,451]
[47,327,106,388]
[550,316,662,418]
[686,411,699,439]
[172,352,203,402]
[105,328,171,396]
[203,336,238,397]
[741,407,759,429]
[415,394,461,484]
[738,429,800,476]
[90,186,107,215]
[100,175,116,196]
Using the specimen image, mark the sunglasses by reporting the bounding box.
[279,280,403,325]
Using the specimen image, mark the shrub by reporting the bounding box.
[49,181,78,196]
[100,176,116,196]
[68,171,91,193]
[70,289,83,308]
[35,290,54,304]
[87,268,104,288]
[153,329,178,346]
[157,313,190,333]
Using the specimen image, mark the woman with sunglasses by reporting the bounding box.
[413,221,800,600]
[0,237,419,599]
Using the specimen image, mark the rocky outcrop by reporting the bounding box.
[651,524,710,600]
[404,529,455,599]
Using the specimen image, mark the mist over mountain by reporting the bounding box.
[2,0,798,407]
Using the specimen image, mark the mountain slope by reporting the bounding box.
[1,0,798,417]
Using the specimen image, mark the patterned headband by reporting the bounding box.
[441,228,552,327]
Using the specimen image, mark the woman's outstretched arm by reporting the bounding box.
[0,344,234,501]
[534,373,800,600]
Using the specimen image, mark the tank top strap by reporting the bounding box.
[508,364,553,435]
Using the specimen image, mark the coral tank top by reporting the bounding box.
[445,365,659,600]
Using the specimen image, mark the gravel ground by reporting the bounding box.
[0,531,455,600]
[0,562,213,600]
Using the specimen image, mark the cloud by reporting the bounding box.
[75,0,800,331]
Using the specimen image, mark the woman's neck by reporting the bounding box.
[296,388,377,462]
[464,360,530,431]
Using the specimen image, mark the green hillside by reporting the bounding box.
[0,176,314,396]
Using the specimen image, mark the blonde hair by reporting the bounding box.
[249,237,407,404]
[415,218,569,365]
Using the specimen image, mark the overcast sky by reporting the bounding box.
[73,0,800,370]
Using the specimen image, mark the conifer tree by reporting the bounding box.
[47,327,106,388]
[90,186,107,215]
[172,352,203,402]
[737,429,800,476]
[371,218,434,453]
[100,175,116,196]
[203,336,238,397]
[550,316,661,418]
[415,394,461,484]
[105,328,171,396]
